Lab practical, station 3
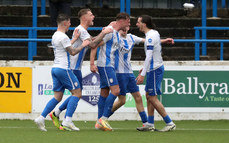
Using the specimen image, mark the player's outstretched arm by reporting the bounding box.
[160,38,174,45]
[66,40,90,56]
[140,38,174,45]
[89,27,113,48]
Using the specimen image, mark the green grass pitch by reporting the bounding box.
[0,120,229,143]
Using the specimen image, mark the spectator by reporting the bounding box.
[85,0,109,8]
[49,0,72,27]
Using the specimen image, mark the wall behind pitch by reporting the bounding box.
[32,65,229,114]
[132,65,229,113]
[32,66,138,114]
[1,61,229,120]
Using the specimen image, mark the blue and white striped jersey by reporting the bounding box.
[97,26,120,68]
[141,29,163,76]
[70,25,91,70]
[115,33,143,73]
[52,31,71,69]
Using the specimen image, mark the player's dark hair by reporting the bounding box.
[139,15,156,30]
[56,13,70,24]
[116,12,130,21]
[78,8,91,18]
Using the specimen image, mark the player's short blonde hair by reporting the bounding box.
[78,8,91,18]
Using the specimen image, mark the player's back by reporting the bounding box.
[97,27,120,68]
[52,31,71,69]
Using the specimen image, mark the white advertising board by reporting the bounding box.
[32,65,229,120]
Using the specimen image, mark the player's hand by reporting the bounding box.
[139,68,143,74]
[136,75,144,85]
[73,29,80,40]
[108,21,116,27]
[163,38,174,45]
[102,27,113,34]
[91,36,96,41]
[90,64,98,73]
[82,39,90,47]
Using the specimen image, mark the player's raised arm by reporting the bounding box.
[140,38,175,45]
[66,39,90,56]
[160,38,174,44]
[89,26,113,48]
[71,29,80,45]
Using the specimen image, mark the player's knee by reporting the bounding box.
[112,89,120,96]
[146,95,150,101]
[72,94,82,98]
[120,98,126,105]
[147,95,158,103]
[77,94,82,98]
[55,97,62,102]
[71,89,82,98]
[135,96,143,104]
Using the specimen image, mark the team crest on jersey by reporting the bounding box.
[148,38,152,43]
[74,82,78,87]
[109,78,113,83]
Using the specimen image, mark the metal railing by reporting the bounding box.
[0,27,102,61]
[120,0,131,15]
[201,0,227,56]
[194,26,229,60]
[213,0,226,17]
[174,39,229,61]
[0,0,228,61]
[1,37,228,61]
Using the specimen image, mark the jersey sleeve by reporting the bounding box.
[140,33,156,76]
[141,50,153,76]
[61,35,71,49]
[131,34,143,45]
[145,36,156,47]
[72,28,91,41]
[102,26,114,43]
[103,32,113,43]
[79,29,91,41]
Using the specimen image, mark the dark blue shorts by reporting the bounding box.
[98,66,119,88]
[72,70,83,89]
[52,68,80,92]
[145,65,164,96]
[116,73,139,95]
